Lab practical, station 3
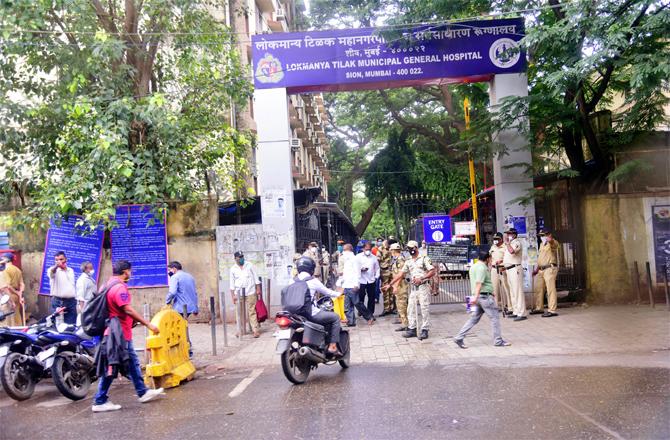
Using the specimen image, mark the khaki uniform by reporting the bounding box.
[303,248,322,282]
[389,254,408,327]
[489,244,511,311]
[503,238,526,317]
[0,264,24,326]
[378,247,394,312]
[402,255,434,331]
[534,239,560,313]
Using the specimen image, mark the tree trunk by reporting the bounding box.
[355,194,386,236]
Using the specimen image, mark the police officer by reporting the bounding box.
[378,239,394,316]
[383,243,408,331]
[531,229,561,317]
[503,228,527,321]
[489,232,512,316]
[389,240,436,340]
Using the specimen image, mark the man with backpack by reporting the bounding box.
[283,256,344,356]
[389,240,436,341]
[91,260,163,412]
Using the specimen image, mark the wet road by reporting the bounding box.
[1,357,669,440]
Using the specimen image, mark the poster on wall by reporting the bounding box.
[39,217,104,295]
[261,190,288,218]
[652,205,670,283]
[111,205,169,288]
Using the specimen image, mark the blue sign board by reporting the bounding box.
[423,215,452,244]
[511,216,527,235]
[39,217,104,295]
[111,205,169,288]
[252,18,525,93]
[652,205,670,283]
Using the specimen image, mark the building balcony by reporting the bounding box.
[256,0,277,14]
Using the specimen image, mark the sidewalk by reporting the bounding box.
[134,304,670,371]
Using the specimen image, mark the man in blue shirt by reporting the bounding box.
[166,261,199,316]
[166,261,199,357]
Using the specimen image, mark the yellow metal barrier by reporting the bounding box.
[144,308,196,389]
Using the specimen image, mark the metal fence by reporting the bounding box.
[431,263,471,304]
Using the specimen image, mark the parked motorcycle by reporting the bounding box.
[274,296,350,384]
[44,325,99,400]
[0,304,65,401]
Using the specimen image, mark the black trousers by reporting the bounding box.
[308,311,341,344]
[359,282,376,317]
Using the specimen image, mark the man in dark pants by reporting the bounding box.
[48,251,77,324]
[356,242,380,318]
[340,244,374,326]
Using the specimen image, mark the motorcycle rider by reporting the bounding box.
[292,256,344,356]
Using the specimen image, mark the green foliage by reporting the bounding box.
[0,0,252,230]
[607,158,653,183]
[351,190,396,239]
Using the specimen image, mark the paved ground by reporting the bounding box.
[1,304,668,440]
[177,304,670,369]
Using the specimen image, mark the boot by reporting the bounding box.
[394,327,407,332]
[402,328,417,338]
[418,329,429,340]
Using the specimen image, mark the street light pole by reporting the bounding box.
[464,98,481,245]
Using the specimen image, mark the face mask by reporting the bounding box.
[337,245,343,252]
[377,241,382,247]
[364,250,371,256]
[168,271,174,277]
[310,247,317,252]
[409,248,418,255]
[89,269,95,276]
[238,258,245,265]
[494,239,501,245]
[541,236,548,244]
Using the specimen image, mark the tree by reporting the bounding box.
[0,0,252,230]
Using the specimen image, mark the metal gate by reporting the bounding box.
[431,262,471,304]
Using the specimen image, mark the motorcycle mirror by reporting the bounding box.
[0,294,9,306]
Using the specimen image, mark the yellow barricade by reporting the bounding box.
[144,308,196,389]
[333,295,346,321]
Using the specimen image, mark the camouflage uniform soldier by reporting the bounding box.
[378,240,394,316]
[390,240,436,340]
[383,243,408,331]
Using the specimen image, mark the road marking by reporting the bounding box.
[554,397,626,440]
[36,397,73,408]
[228,368,263,398]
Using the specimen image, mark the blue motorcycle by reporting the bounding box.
[0,306,64,401]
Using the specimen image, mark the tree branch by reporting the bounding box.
[49,9,79,48]
[90,0,120,34]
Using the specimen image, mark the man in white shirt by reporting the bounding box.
[48,251,77,324]
[356,242,380,318]
[292,256,343,355]
[229,251,262,338]
[340,244,374,326]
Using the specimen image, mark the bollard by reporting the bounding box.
[218,285,229,347]
[266,278,272,316]
[240,288,247,337]
[646,262,655,308]
[209,296,217,356]
[664,265,669,312]
[143,303,150,364]
[633,262,641,304]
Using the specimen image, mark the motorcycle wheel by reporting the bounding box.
[52,355,91,401]
[280,350,310,384]
[0,352,36,401]
[338,332,351,369]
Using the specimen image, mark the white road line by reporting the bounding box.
[36,397,73,408]
[228,368,264,398]
[554,397,626,440]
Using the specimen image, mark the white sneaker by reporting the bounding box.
[138,388,164,403]
[92,402,122,412]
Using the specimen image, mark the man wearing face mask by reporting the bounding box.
[389,240,436,340]
[76,261,97,312]
[531,229,561,317]
[229,252,262,338]
[332,240,345,280]
[503,228,527,321]
[303,242,322,283]
[377,239,395,317]
[356,242,380,318]
[489,233,511,316]
[383,243,408,331]
[454,250,511,349]
[48,251,77,324]
[166,261,199,317]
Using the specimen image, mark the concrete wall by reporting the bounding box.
[582,192,670,303]
[0,200,226,322]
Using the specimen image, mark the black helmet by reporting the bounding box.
[296,256,316,275]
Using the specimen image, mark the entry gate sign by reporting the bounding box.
[252,18,525,93]
[423,215,452,244]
